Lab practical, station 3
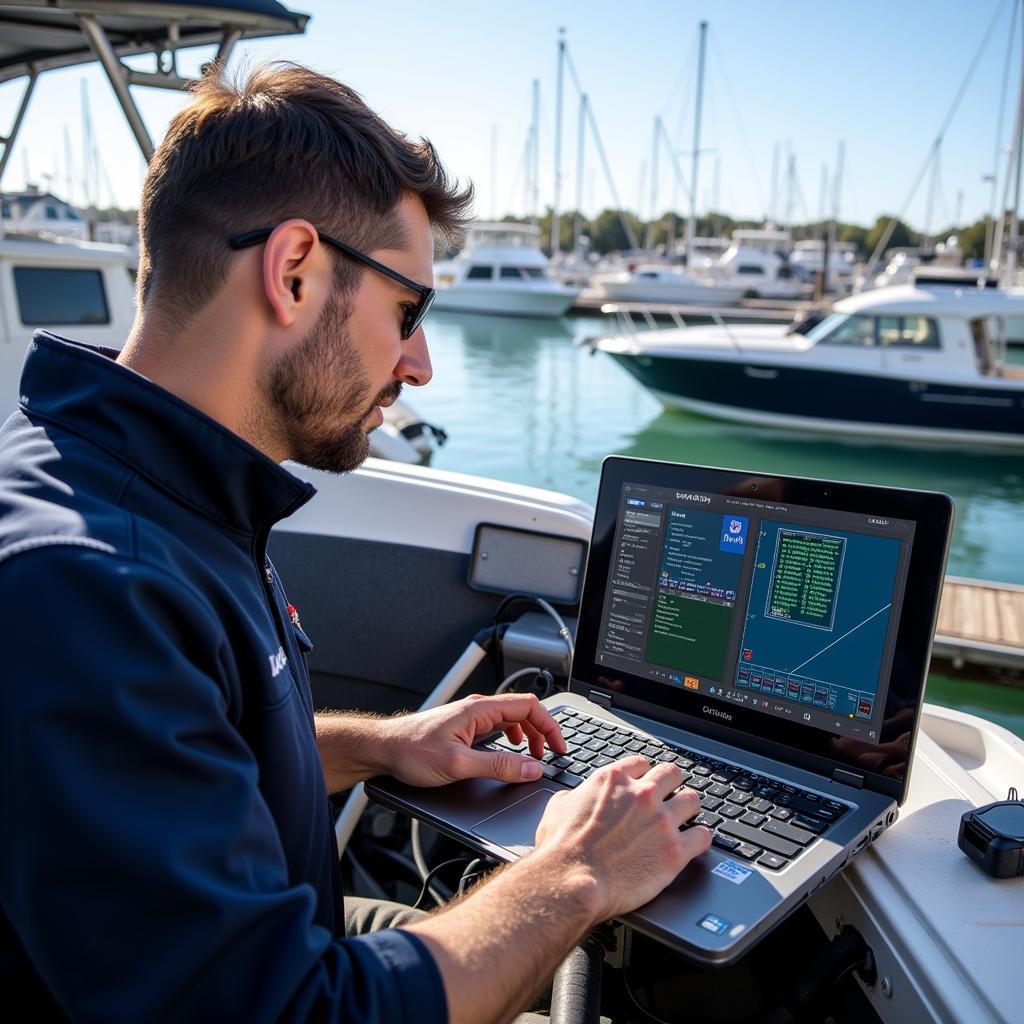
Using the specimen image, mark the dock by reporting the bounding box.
[934,577,1024,671]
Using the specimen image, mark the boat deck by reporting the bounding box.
[570,294,807,322]
[934,576,1024,670]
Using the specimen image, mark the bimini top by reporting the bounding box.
[0,0,308,84]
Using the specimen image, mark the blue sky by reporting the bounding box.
[0,0,1019,231]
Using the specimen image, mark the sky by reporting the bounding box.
[1,0,1021,233]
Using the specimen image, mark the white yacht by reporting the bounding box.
[589,262,747,306]
[789,238,857,288]
[714,228,808,300]
[590,282,1024,447]
[433,222,579,317]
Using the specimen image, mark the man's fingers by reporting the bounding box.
[471,694,566,754]
[614,754,657,779]
[666,786,702,826]
[464,747,544,784]
[502,723,526,747]
[645,762,684,800]
[679,823,714,860]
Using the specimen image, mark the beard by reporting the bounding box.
[265,288,401,474]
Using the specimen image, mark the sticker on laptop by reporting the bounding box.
[711,859,752,885]
[697,913,731,935]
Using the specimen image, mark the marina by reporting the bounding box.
[411,309,1024,736]
[1,2,1023,1022]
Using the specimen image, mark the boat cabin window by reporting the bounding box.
[13,267,110,326]
[466,265,494,280]
[639,270,660,279]
[814,313,876,346]
[736,264,765,276]
[877,316,939,348]
[809,312,939,349]
[498,266,544,280]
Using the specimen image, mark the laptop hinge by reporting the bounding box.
[590,690,613,709]
[832,768,864,789]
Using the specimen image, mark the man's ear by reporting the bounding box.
[261,219,321,327]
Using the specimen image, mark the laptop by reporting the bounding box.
[366,457,953,964]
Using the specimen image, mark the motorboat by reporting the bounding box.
[269,457,1023,1024]
[713,229,808,300]
[788,239,857,289]
[0,231,446,464]
[588,283,1024,448]
[589,262,747,306]
[433,222,579,317]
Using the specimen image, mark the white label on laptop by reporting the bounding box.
[711,859,752,885]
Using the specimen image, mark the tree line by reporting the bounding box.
[502,209,1004,262]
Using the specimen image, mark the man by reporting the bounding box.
[0,64,710,1022]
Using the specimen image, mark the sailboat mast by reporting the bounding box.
[685,19,708,259]
[646,116,660,250]
[531,79,540,228]
[574,93,587,255]
[1009,6,1024,277]
[923,139,940,249]
[551,27,566,256]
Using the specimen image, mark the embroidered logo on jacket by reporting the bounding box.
[268,646,288,678]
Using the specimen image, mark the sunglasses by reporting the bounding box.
[228,228,435,340]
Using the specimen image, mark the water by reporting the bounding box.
[411,310,1024,739]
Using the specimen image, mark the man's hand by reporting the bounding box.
[534,755,712,921]
[380,693,567,787]
[408,754,712,1024]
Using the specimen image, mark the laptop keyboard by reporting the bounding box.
[481,707,849,871]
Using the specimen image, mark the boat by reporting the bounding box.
[271,457,1023,1023]
[587,282,1024,448]
[589,262,747,305]
[433,222,580,317]
[788,238,857,289]
[713,229,809,300]
[0,230,446,464]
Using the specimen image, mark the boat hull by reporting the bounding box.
[592,280,746,305]
[432,285,577,317]
[607,352,1024,447]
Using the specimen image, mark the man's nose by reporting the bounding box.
[396,327,432,387]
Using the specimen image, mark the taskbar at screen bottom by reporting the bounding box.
[593,649,884,743]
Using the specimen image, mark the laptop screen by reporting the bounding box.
[573,458,953,797]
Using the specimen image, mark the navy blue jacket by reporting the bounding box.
[0,333,446,1023]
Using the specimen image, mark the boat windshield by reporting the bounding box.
[804,312,859,343]
[807,312,941,348]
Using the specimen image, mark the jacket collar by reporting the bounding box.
[20,332,316,536]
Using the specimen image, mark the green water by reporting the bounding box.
[411,311,1024,739]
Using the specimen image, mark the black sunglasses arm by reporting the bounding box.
[228,228,430,301]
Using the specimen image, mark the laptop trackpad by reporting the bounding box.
[471,787,556,855]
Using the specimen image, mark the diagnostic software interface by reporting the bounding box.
[594,481,915,741]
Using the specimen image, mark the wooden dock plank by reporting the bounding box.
[958,581,982,640]
[936,583,958,635]
[933,578,1024,669]
[996,588,1024,646]
[979,586,1001,644]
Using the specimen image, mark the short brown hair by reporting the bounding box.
[137,62,473,323]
